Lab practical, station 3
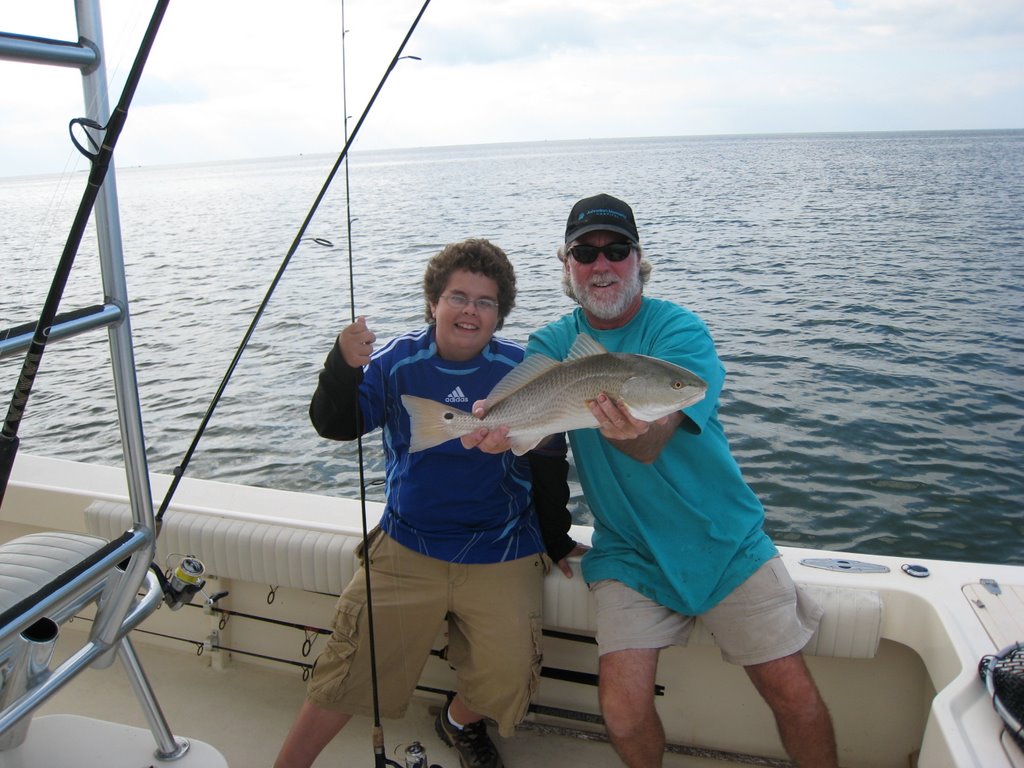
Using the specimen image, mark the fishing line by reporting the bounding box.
[152,6,433,764]
[336,0,388,752]
[338,5,415,766]
[0,0,171,508]
[155,0,432,524]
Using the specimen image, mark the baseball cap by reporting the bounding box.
[564,194,639,244]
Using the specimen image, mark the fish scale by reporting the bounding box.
[402,334,707,455]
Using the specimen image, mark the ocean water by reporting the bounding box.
[2,130,1023,565]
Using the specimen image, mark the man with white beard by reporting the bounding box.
[466,194,839,768]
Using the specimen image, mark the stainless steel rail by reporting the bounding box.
[0,0,184,759]
[0,304,124,360]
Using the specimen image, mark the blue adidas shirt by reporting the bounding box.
[359,327,545,564]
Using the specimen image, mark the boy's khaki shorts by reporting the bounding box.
[307,531,545,736]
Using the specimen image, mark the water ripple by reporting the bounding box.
[3,131,1022,565]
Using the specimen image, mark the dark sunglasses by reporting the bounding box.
[568,242,634,264]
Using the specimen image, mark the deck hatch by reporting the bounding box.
[964,581,1024,651]
[800,558,890,574]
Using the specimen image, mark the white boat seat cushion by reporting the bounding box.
[0,531,110,614]
[84,500,882,658]
[85,500,360,596]
[542,560,883,659]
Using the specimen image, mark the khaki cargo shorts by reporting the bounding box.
[307,531,545,736]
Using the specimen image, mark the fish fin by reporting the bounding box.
[401,394,461,453]
[566,334,608,361]
[484,353,561,406]
[510,434,547,456]
[484,335,607,407]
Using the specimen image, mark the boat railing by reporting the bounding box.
[0,0,187,758]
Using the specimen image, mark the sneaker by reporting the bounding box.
[434,696,504,768]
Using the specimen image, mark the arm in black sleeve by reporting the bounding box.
[528,435,575,562]
[309,340,365,441]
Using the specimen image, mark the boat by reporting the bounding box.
[2,3,1022,767]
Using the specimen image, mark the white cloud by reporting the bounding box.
[1,0,1021,176]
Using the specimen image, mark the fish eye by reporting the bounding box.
[671,380,684,390]
[443,412,454,420]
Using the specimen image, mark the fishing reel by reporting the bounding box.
[159,553,226,610]
[389,740,442,768]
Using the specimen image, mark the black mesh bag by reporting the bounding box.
[979,641,1024,749]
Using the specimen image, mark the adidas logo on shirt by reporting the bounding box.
[445,386,470,404]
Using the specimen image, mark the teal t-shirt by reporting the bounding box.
[527,297,777,616]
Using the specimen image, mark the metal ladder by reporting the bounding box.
[0,0,187,759]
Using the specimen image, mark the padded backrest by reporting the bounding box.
[85,500,882,658]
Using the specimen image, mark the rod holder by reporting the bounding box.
[0,617,59,751]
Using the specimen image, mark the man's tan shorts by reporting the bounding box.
[307,531,545,736]
[591,556,823,665]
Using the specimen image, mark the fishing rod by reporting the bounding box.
[337,6,430,768]
[337,3,390,766]
[155,0,431,524]
[150,3,433,764]
[0,0,171,509]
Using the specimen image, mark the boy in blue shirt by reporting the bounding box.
[275,239,579,768]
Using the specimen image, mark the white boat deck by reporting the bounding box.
[18,627,742,768]
[4,455,1024,768]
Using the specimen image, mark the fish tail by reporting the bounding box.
[401,394,463,453]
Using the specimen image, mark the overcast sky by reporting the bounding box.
[2,0,1022,177]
